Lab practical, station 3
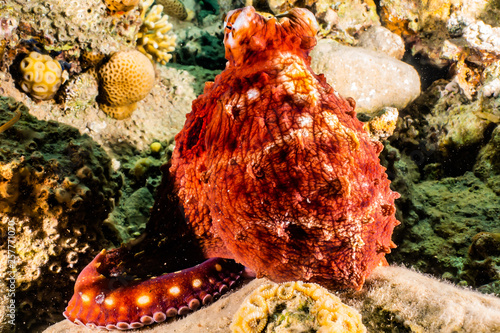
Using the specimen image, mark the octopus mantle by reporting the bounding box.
[64,6,399,330]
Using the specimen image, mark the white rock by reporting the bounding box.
[357,25,406,60]
[310,39,421,115]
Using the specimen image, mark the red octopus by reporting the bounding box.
[64,6,399,330]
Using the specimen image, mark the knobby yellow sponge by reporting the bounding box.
[97,49,155,119]
[19,51,65,100]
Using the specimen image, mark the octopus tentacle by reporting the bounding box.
[64,250,243,330]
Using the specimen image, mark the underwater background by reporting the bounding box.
[0,0,499,332]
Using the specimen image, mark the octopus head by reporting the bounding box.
[223,6,319,67]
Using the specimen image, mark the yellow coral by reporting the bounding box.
[104,0,140,12]
[231,281,366,333]
[97,49,155,119]
[156,0,188,20]
[137,0,177,65]
[18,51,65,100]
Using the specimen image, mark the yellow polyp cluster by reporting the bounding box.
[137,0,177,65]
[18,51,66,100]
[231,281,366,333]
[104,0,140,12]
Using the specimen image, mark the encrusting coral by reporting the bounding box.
[0,96,122,331]
[231,281,366,333]
[0,104,21,134]
[137,0,177,65]
[18,51,66,100]
[97,49,156,119]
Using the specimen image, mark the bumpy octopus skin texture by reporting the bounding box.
[64,6,400,330]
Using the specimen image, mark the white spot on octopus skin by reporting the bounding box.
[80,293,90,303]
[169,286,181,296]
[137,295,151,305]
[246,88,259,101]
[192,278,202,288]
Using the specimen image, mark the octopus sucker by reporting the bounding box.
[66,6,399,330]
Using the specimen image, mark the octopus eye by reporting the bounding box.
[225,24,233,32]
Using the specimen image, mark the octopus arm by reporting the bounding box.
[63,252,243,330]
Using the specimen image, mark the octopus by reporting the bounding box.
[64,6,400,330]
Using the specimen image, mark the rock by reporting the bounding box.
[310,39,421,114]
[357,25,406,59]
[389,171,500,287]
[474,125,500,195]
[390,70,499,177]
[379,0,500,68]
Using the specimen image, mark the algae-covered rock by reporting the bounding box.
[474,122,500,195]
[0,96,122,332]
[391,72,500,178]
[389,171,500,286]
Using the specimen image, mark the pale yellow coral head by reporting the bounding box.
[97,49,155,119]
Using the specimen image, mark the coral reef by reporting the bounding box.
[97,49,156,119]
[5,0,141,58]
[0,96,122,331]
[64,7,399,330]
[230,281,366,333]
[379,0,500,69]
[18,51,66,100]
[137,0,177,65]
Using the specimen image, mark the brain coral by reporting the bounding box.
[156,0,188,20]
[18,51,65,100]
[231,281,366,333]
[97,49,155,119]
[0,96,121,331]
